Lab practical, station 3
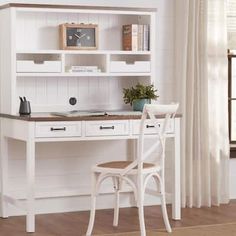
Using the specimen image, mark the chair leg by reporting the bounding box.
[113,188,120,226]
[153,174,171,233]
[160,178,172,233]
[86,172,98,236]
[137,176,146,236]
[112,177,120,227]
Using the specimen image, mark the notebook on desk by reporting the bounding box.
[51,110,142,117]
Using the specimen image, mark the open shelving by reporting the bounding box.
[0,5,156,114]
[16,50,151,77]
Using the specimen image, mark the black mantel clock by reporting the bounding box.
[60,23,98,50]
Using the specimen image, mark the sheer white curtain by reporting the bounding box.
[175,0,229,207]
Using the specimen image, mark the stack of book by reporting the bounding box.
[66,66,101,73]
[122,24,149,51]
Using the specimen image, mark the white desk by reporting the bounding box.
[0,113,181,232]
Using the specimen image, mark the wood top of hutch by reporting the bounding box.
[0,3,156,12]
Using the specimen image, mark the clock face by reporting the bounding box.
[66,27,96,48]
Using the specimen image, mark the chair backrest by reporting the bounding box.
[138,103,179,166]
[120,103,179,176]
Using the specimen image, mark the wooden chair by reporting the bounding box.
[86,104,179,236]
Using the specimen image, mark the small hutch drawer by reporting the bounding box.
[35,122,82,138]
[110,61,151,73]
[85,120,129,137]
[17,60,61,73]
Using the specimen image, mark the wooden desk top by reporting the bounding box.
[0,113,182,122]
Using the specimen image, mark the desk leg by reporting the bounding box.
[130,139,137,161]
[26,138,35,232]
[129,139,138,207]
[0,136,9,218]
[172,118,181,220]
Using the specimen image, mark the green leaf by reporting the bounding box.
[123,83,159,105]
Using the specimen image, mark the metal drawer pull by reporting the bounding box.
[100,126,115,130]
[146,124,160,128]
[146,125,155,128]
[50,127,66,131]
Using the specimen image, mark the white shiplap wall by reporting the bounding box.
[2,0,177,216]
[155,0,176,104]
[230,159,236,199]
[17,76,142,112]
[16,12,137,51]
[15,11,149,113]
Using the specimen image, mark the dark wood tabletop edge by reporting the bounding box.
[0,3,157,12]
[0,113,182,122]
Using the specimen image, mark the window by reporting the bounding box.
[228,54,236,143]
[228,0,236,154]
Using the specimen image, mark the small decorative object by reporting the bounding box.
[60,23,98,50]
[66,65,101,73]
[123,83,158,111]
[19,96,31,115]
[69,97,77,106]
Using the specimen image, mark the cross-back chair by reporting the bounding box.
[86,103,179,236]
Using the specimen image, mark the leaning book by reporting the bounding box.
[122,24,138,51]
[122,24,149,51]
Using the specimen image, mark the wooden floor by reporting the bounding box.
[1,200,236,236]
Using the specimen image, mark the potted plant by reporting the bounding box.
[123,83,158,111]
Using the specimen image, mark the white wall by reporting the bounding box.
[230,159,236,199]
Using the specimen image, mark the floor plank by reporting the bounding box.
[0,200,236,236]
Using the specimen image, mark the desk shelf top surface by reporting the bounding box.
[0,112,182,122]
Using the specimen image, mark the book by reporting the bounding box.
[143,24,149,51]
[66,66,101,73]
[51,110,142,117]
[51,110,106,117]
[122,24,138,51]
[138,24,144,51]
[123,24,149,51]
[106,111,142,116]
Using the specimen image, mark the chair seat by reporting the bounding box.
[94,161,160,174]
[98,161,154,169]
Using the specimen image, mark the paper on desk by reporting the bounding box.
[51,111,105,117]
[106,111,142,116]
[51,110,142,117]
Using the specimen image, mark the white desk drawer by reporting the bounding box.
[35,122,81,138]
[85,120,129,137]
[132,119,174,135]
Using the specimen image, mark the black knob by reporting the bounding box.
[69,97,77,105]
